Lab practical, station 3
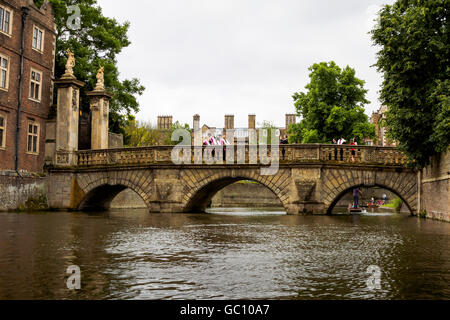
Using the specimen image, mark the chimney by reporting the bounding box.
[157,116,162,130]
[193,114,200,131]
[225,115,234,130]
[157,116,173,130]
[285,114,296,130]
[248,114,256,129]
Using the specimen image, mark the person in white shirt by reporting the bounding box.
[217,134,226,161]
[218,134,228,146]
[336,136,346,161]
[337,137,347,145]
[209,135,218,146]
[203,135,210,146]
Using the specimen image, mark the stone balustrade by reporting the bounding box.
[65,144,409,167]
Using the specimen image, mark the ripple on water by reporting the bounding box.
[0,210,448,300]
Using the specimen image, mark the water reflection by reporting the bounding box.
[0,209,448,300]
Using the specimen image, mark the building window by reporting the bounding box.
[0,5,12,35]
[29,69,42,101]
[0,54,9,90]
[32,25,44,52]
[27,122,39,154]
[0,113,6,149]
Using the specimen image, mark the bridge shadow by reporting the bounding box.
[79,184,131,211]
[184,178,286,213]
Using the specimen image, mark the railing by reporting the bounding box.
[64,144,409,167]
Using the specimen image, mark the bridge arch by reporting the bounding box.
[74,170,152,211]
[326,184,415,214]
[322,169,418,214]
[181,169,291,213]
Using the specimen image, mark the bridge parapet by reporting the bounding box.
[64,145,409,168]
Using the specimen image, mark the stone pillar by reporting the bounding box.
[248,114,256,129]
[193,114,200,131]
[54,76,84,164]
[225,115,235,130]
[193,114,201,147]
[87,90,112,150]
[286,114,296,129]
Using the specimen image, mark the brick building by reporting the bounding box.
[0,0,56,173]
[369,105,397,147]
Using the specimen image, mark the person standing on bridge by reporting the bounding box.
[219,134,228,161]
[203,134,211,146]
[209,135,218,146]
[337,137,346,161]
[280,135,288,160]
[332,139,338,160]
[350,138,358,162]
[209,134,219,159]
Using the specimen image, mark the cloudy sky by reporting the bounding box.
[97,0,395,129]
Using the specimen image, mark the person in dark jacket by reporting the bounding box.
[353,188,363,209]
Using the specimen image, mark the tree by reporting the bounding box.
[164,121,192,145]
[48,0,145,135]
[258,120,279,144]
[123,118,163,147]
[123,119,191,147]
[290,61,375,144]
[371,0,449,167]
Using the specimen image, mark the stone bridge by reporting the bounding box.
[47,145,418,215]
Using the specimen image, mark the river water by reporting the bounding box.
[0,208,449,300]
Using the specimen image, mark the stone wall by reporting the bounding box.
[111,188,147,209]
[110,182,284,209]
[108,132,124,149]
[421,149,450,222]
[0,171,48,211]
[211,182,283,208]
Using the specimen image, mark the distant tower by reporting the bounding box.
[285,114,296,130]
[193,114,200,131]
[248,114,256,129]
[157,116,173,130]
[225,115,235,130]
[193,114,202,147]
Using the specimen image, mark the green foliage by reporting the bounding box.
[391,197,403,212]
[287,123,302,144]
[382,197,403,212]
[123,118,164,147]
[258,121,279,144]
[25,193,49,211]
[371,0,450,167]
[124,119,192,147]
[164,121,192,145]
[237,180,259,185]
[33,0,45,8]
[290,61,375,144]
[419,210,427,219]
[49,0,145,134]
